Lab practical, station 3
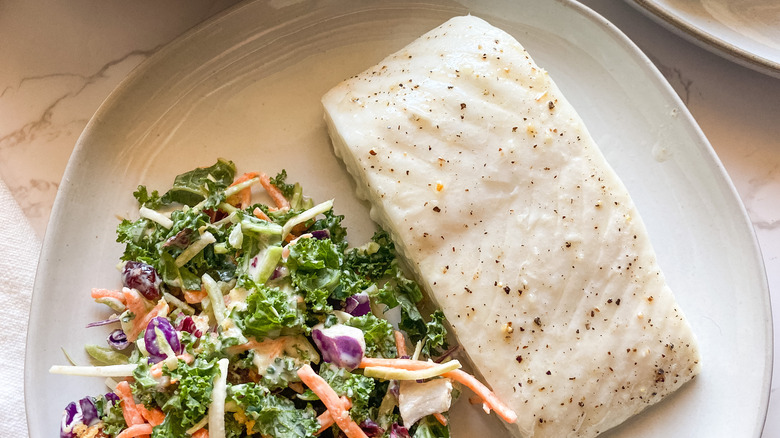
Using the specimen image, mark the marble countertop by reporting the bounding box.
[2,0,777,436]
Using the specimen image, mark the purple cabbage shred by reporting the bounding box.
[107,329,129,350]
[311,229,330,240]
[344,292,371,316]
[60,396,99,438]
[143,316,182,363]
[85,317,120,328]
[311,326,365,370]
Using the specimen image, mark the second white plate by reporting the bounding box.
[627,0,780,78]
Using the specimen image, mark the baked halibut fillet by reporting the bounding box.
[322,15,701,438]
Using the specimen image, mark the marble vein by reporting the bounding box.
[651,58,695,105]
[0,46,163,150]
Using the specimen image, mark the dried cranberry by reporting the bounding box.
[177,316,203,338]
[360,419,384,437]
[121,261,162,300]
[162,228,194,249]
[203,208,228,223]
[389,424,411,438]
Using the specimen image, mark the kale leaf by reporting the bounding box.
[232,283,305,339]
[269,169,296,198]
[345,314,397,358]
[116,218,158,263]
[228,383,319,438]
[95,394,126,437]
[343,230,396,279]
[287,237,343,313]
[310,209,348,250]
[150,414,187,438]
[318,362,376,423]
[423,310,449,357]
[160,158,236,206]
[331,269,372,302]
[413,415,451,438]
[131,361,172,409]
[133,185,162,209]
[159,358,220,430]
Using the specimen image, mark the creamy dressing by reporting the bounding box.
[250,335,319,376]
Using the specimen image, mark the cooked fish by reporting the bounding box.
[322,15,701,438]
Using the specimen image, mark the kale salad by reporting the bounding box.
[52,159,515,438]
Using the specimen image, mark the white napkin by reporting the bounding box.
[0,179,41,437]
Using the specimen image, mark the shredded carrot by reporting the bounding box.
[230,172,260,187]
[137,405,165,427]
[297,364,367,438]
[150,353,195,379]
[433,412,448,426]
[283,223,309,244]
[235,190,252,210]
[91,288,127,303]
[183,289,208,304]
[446,369,517,422]
[116,423,153,438]
[226,337,287,357]
[316,397,352,434]
[358,358,517,424]
[315,412,333,435]
[122,289,150,321]
[360,358,424,370]
[150,362,164,379]
[258,172,290,210]
[252,207,271,221]
[394,331,408,357]
[126,299,169,342]
[114,381,146,426]
[192,429,209,438]
[228,172,260,209]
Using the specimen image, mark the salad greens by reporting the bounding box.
[52,159,512,438]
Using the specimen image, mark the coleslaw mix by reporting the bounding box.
[51,159,515,438]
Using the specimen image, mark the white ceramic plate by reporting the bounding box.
[26,0,771,437]
[626,0,780,79]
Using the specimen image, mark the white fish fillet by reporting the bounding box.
[322,15,701,438]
